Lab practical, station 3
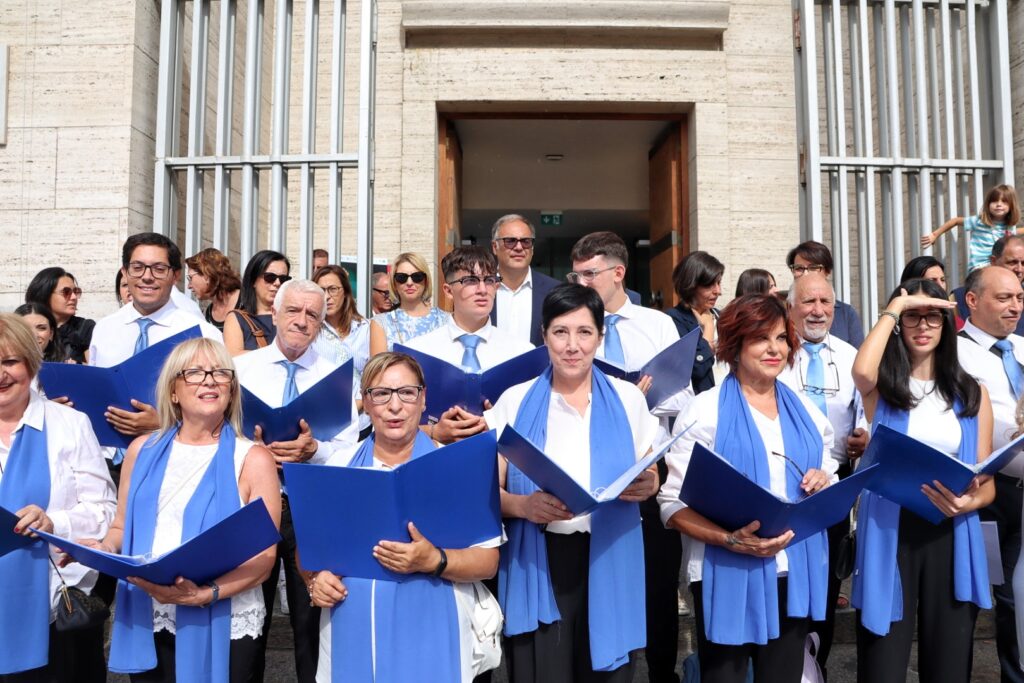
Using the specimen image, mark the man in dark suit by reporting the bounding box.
[489,214,561,346]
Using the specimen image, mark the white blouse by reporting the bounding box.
[903,377,962,457]
[150,437,264,640]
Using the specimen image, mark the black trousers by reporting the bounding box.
[690,578,810,683]
[0,624,106,683]
[981,473,1024,683]
[255,496,321,683]
[506,532,636,683]
[856,508,980,683]
[811,461,852,679]
[640,494,683,683]
[127,631,261,683]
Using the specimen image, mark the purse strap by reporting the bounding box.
[233,310,268,348]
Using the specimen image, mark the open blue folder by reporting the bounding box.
[0,506,36,559]
[679,443,881,544]
[594,327,701,409]
[284,430,502,582]
[241,360,353,443]
[37,326,202,448]
[859,425,1024,524]
[393,345,550,423]
[496,424,692,516]
[33,499,280,585]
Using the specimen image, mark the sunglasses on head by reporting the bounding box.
[57,286,83,299]
[261,272,292,285]
[393,271,427,285]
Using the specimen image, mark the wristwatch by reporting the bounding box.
[432,547,449,577]
[206,581,220,605]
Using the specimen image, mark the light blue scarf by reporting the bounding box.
[702,374,828,645]
[852,397,990,635]
[501,367,645,672]
[109,424,241,681]
[0,412,51,674]
[330,431,461,682]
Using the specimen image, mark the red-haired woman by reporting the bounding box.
[657,294,836,682]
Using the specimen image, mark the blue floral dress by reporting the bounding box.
[372,306,450,351]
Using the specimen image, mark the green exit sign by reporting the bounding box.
[540,211,563,226]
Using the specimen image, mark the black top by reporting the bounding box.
[665,304,717,395]
[228,311,276,350]
[204,304,226,332]
[56,315,95,364]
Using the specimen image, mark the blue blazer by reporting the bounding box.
[491,269,561,347]
[831,299,865,348]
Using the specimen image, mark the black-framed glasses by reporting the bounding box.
[364,385,423,404]
[447,275,502,288]
[321,285,344,297]
[900,310,945,328]
[127,261,173,279]
[789,264,826,276]
[57,286,83,299]
[177,368,236,385]
[261,272,292,285]
[771,451,807,481]
[372,287,390,297]
[393,271,427,285]
[496,237,535,250]
[797,353,841,398]
[566,265,616,284]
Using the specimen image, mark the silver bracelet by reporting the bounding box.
[878,311,900,325]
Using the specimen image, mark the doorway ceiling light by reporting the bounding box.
[544,154,564,162]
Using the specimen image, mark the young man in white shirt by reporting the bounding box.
[406,245,535,444]
[489,214,561,347]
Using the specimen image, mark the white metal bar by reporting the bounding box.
[299,0,320,277]
[270,0,293,252]
[885,0,905,289]
[185,0,210,259]
[355,0,376,315]
[328,0,348,264]
[799,0,824,242]
[901,4,921,259]
[913,0,932,255]
[164,153,360,169]
[241,0,265,264]
[858,0,879,318]
[966,0,984,209]
[990,0,1015,186]
[818,155,1003,169]
[152,0,182,235]
[829,0,850,301]
[939,0,960,282]
[212,0,237,252]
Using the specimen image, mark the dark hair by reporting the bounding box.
[313,248,329,259]
[185,248,242,299]
[877,278,980,415]
[541,283,605,334]
[786,240,834,273]
[115,269,126,305]
[991,234,1024,262]
[734,268,776,298]
[313,264,365,333]
[569,231,629,266]
[716,294,797,371]
[237,250,290,314]
[440,246,498,280]
[121,232,182,272]
[25,267,76,308]
[672,251,725,307]
[14,302,65,362]
[900,256,945,286]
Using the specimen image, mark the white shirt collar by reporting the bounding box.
[962,318,1004,350]
[268,339,319,370]
[446,316,494,343]
[122,298,179,326]
[9,390,46,438]
[607,296,637,320]
[498,267,533,295]
[797,333,837,352]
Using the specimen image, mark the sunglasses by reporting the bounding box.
[57,286,83,299]
[372,287,391,297]
[261,272,292,285]
[496,237,535,250]
[393,272,427,285]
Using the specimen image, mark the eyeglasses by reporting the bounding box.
[57,287,83,300]
[177,368,236,385]
[447,275,502,288]
[900,310,945,328]
[789,264,826,276]
[372,287,390,297]
[364,385,423,404]
[321,285,344,297]
[394,272,427,285]
[261,272,292,285]
[496,237,535,250]
[771,451,808,482]
[797,353,841,398]
[186,272,203,283]
[566,265,617,284]
[127,261,173,279]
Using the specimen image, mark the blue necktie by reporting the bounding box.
[279,361,300,404]
[458,334,482,373]
[133,317,155,355]
[994,339,1023,400]
[603,314,625,365]
[802,341,829,416]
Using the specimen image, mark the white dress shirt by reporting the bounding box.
[88,298,222,369]
[494,268,535,344]
[0,391,116,613]
[172,285,204,318]
[657,382,836,585]
[778,334,865,467]
[233,342,360,462]
[485,375,659,534]
[404,318,535,371]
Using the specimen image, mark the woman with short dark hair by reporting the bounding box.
[734,269,778,298]
[899,256,947,291]
[24,267,94,364]
[666,251,725,394]
[14,303,65,363]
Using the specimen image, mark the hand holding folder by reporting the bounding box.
[593,327,700,409]
[679,443,880,544]
[37,326,202,448]
[241,360,354,443]
[0,506,37,559]
[394,345,550,423]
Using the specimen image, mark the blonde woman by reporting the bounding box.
[368,252,449,355]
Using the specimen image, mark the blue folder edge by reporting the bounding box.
[241,359,354,443]
[0,506,37,559]
[593,327,700,409]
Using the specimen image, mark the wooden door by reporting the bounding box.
[437,117,463,311]
[648,122,689,310]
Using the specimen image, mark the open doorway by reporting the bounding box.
[436,114,689,310]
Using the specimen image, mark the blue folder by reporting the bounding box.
[593,327,701,409]
[33,499,280,585]
[37,326,203,448]
[241,360,353,443]
[283,430,502,582]
[496,423,692,516]
[859,424,1024,524]
[0,506,36,559]
[679,443,880,544]
[394,345,550,423]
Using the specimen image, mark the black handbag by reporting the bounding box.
[50,558,110,632]
[833,506,857,581]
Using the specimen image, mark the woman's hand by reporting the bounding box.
[618,467,659,502]
[308,571,348,608]
[922,477,990,517]
[518,491,573,524]
[635,375,653,395]
[128,576,214,607]
[800,468,830,495]
[724,521,794,557]
[884,288,956,317]
[14,505,52,537]
[373,522,443,575]
[845,428,868,460]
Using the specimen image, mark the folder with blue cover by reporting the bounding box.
[32,499,280,585]
[394,345,550,423]
[679,443,880,544]
[0,506,36,559]
[283,430,502,582]
[858,424,1024,524]
[241,360,353,443]
[594,327,701,409]
[496,424,692,516]
[36,326,203,448]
